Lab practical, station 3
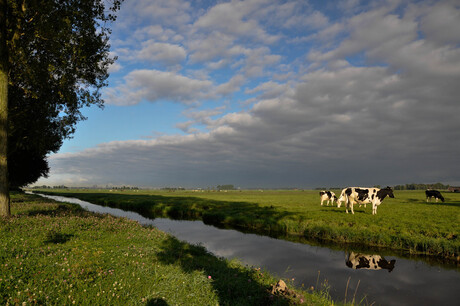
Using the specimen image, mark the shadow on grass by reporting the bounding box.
[156,235,293,305]
[23,204,85,217]
[146,298,168,305]
[394,197,460,208]
[419,200,460,207]
[44,231,74,244]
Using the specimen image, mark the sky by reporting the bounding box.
[34,0,460,189]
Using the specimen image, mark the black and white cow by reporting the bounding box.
[346,252,396,272]
[337,186,394,215]
[319,190,337,206]
[425,189,445,203]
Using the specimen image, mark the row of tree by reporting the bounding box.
[0,0,124,217]
[314,183,451,191]
[393,183,450,190]
[216,184,236,191]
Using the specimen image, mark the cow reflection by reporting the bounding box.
[346,252,396,272]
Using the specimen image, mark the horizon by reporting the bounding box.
[29,182,454,191]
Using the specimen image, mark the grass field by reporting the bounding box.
[1,192,337,305]
[35,189,460,260]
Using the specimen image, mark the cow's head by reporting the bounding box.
[336,196,344,207]
[385,186,395,198]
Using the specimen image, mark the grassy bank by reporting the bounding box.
[35,189,460,260]
[1,192,337,305]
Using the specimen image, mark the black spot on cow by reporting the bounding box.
[378,258,396,272]
[355,188,369,201]
[345,188,352,197]
[346,256,370,270]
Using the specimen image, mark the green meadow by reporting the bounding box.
[1,192,336,305]
[36,189,460,260]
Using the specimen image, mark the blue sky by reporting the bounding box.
[36,0,460,188]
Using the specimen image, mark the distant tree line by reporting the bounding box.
[111,186,139,190]
[32,185,68,189]
[31,185,140,190]
[393,183,450,190]
[161,187,185,192]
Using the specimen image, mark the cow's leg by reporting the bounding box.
[321,199,323,206]
[350,200,355,214]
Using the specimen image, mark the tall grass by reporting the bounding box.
[35,189,460,260]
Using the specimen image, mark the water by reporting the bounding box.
[34,193,460,305]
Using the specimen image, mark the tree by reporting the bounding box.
[0,0,123,217]
[8,92,60,188]
[0,0,9,216]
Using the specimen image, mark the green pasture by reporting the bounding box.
[1,192,335,305]
[36,189,460,260]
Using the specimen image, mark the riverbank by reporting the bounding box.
[0,192,337,305]
[34,189,460,261]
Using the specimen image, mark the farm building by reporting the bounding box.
[448,186,460,192]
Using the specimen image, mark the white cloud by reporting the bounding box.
[246,81,293,100]
[418,1,460,45]
[192,0,281,44]
[137,41,187,66]
[108,61,122,73]
[241,47,282,77]
[133,25,184,43]
[105,70,214,105]
[119,0,192,28]
[284,10,329,29]
[215,75,246,96]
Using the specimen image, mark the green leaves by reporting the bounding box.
[6,0,123,188]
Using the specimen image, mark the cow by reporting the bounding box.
[425,189,445,203]
[337,186,394,215]
[337,187,374,211]
[346,252,396,272]
[319,190,337,206]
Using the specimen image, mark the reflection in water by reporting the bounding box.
[32,193,460,306]
[346,252,396,272]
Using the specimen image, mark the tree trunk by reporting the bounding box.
[0,0,10,217]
